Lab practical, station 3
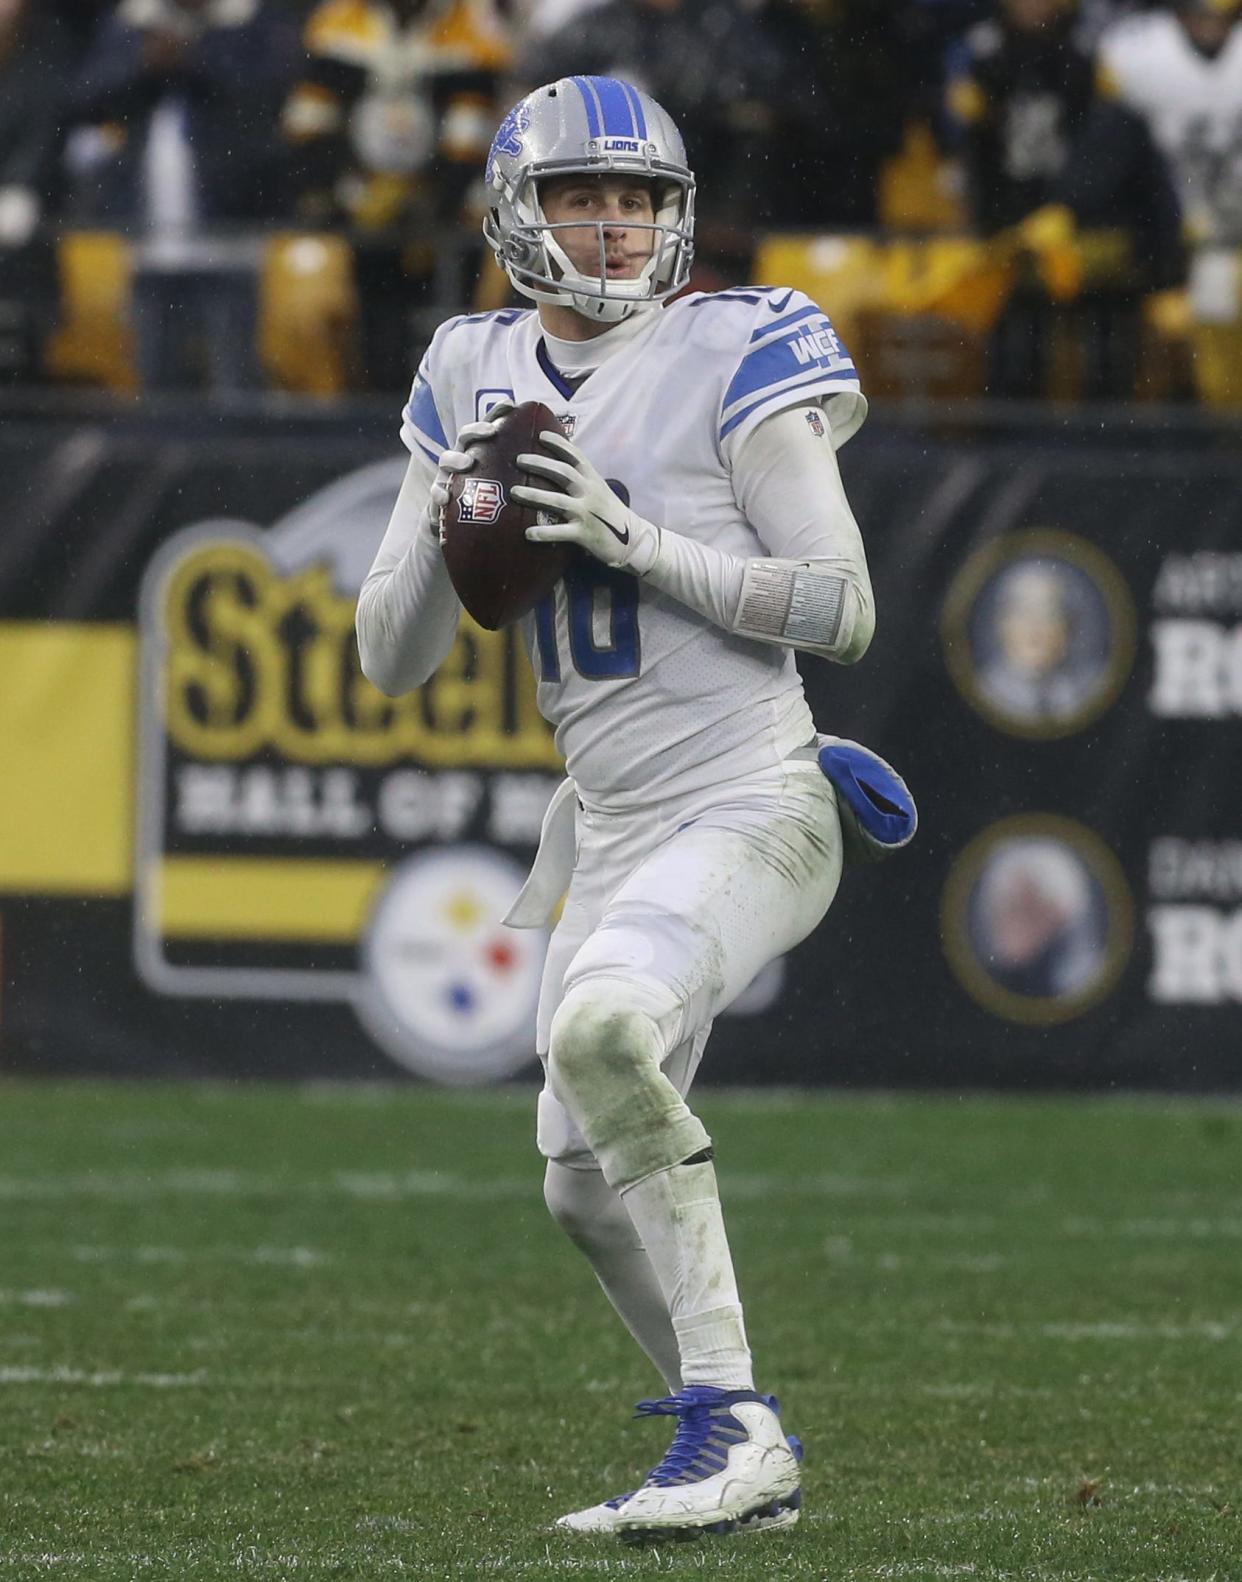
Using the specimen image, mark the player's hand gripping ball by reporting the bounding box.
[439,401,575,630]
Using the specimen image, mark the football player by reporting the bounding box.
[356,76,913,1543]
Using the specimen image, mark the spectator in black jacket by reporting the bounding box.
[755,0,921,229]
[947,0,1182,396]
[65,0,293,230]
[947,0,1098,232]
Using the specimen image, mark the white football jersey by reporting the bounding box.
[400,287,867,811]
[1100,12,1242,243]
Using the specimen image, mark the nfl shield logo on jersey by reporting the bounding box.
[459,477,507,524]
[805,409,825,439]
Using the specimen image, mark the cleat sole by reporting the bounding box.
[618,1486,801,1544]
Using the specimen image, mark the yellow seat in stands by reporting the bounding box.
[258,233,359,396]
[883,237,1015,335]
[45,231,138,393]
[1193,323,1242,407]
[752,234,886,352]
[878,121,966,234]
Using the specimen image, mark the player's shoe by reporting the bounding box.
[554,1418,803,1537]
[612,1386,803,1543]
[553,1491,635,1534]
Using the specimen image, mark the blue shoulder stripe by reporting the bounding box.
[403,373,448,454]
[720,369,859,442]
[723,332,853,415]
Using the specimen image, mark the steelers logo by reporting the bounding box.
[942,530,1136,739]
[356,846,548,1083]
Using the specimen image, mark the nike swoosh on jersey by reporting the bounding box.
[593,512,629,545]
[767,289,794,312]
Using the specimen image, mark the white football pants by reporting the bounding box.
[536,757,843,1173]
[536,755,843,1388]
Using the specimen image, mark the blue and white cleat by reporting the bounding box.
[612,1387,803,1543]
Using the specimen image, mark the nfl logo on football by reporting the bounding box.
[459,477,507,525]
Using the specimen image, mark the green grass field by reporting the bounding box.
[0,1082,1237,1582]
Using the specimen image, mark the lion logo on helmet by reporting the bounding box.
[487,102,531,185]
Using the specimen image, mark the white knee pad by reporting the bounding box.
[547,981,710,1193]
[536,1023,713,1171]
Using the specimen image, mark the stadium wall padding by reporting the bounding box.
[2,402,1240,1090]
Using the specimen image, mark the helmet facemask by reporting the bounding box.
[491,170,693,323]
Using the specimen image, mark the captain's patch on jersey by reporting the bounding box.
[458,478,508,525]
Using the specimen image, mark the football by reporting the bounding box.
[441,400,574,631]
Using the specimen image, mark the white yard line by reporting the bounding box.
[937,1317,1236,1343]
[1064,1215,1242,1239]
[0,1167,915,1205]
[0,1367,208,1387]
[69,1245,328,1267]
[0,1557,90,1570]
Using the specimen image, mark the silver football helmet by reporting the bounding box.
[482,77,695,324]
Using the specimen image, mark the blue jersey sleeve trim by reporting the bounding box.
[722,332,855,419]
[719,369,860,442]
[402,368,449,459]
[402,429,441,464]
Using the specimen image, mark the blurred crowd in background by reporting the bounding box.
[1,0,1240,403]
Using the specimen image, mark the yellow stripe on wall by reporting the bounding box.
[152,857,387,941]
[0,624,135,895]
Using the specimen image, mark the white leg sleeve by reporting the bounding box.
[543,1160,681,1393]
[621,1158,754,1391]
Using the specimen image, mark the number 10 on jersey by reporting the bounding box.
[530,479,640,682]
[532,561,641,682]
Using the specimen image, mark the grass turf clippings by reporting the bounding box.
[0,1082,1237,1581]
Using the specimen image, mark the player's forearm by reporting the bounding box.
[641,532,872,664]
[355,456,462,695]
[732,401,875,663]
[641,403,875,664]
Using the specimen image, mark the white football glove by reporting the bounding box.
[513,431,660,573]
[430,400,514,543]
